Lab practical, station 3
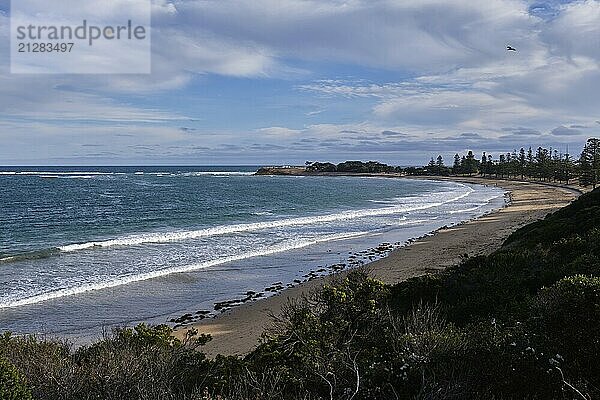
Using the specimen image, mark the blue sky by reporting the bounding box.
[0,0,598,165]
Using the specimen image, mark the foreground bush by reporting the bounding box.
[1,325,214,400]
[0,356,31,400]
[528,275,600,395]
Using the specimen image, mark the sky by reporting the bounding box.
[0,0,599,166]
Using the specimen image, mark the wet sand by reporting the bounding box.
[174,177,581,357]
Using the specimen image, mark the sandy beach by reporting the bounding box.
[174,177,581,357]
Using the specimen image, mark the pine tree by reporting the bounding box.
[499,154,506,178]
[580,138,600,188]
[427,157,436,175]
[563,151,573,184]
[519,148,526,179]
[552,150,560,182]
[510,150,518,178]
[535,147,551,181]
[436,155,444,168]
[527,147,534,178]
[453,154,461,174]
[465,151,477,176]
[480,153,487,177]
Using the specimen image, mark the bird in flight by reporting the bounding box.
[506,45,517,52]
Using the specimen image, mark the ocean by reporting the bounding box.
[0,166,506,340]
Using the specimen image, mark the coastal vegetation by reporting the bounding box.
[306,160,395,174]
[2,186,599,398]
[423,138,600,188]
[288,138,600,189]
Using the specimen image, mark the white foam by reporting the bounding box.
[58,186,475,253]
[396,218,437,226]
[0,171,253,177]
[448,205,484,214]
[181,171,255,176]
[16,172,116,176]
[0,231,368,309]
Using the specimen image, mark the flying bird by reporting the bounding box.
[506,45,517,52]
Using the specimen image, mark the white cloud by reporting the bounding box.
[296,0,600,140]
[257,127,302,137]
[541,0,600,61]
[171,0,537,74]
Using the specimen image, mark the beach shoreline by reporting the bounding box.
[174,176,581,357]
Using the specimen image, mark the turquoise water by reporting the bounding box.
[0,167,505,338]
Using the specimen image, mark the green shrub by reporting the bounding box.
[529,275,600,388]
[0,357,31,400]
[2,325,213,400]
[1,335,78,400]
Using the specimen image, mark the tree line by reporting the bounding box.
[303,137,599,188]
[306,160,394,174]
[421,137,600,188]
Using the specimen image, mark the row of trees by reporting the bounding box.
[302,138,599,188]
[423,138,600,188]
[306,161,395,173]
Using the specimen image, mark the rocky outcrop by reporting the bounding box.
[255,167,307,175]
